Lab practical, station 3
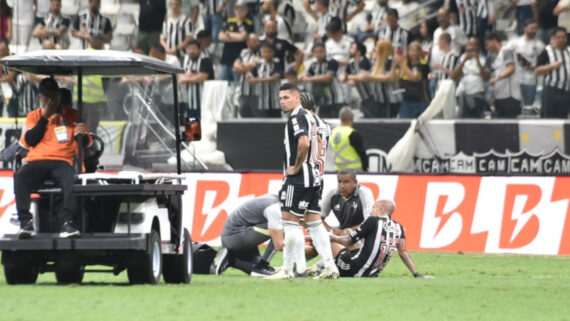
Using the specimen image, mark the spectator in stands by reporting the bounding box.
[278,0,296,27]
[325,17,352,70]
[160,0,193,64]
[453,0,477,38]
[180,39,214,119]
[219,0,253,82]
[452,37,490,118]
[6,0,34,49]
[247,42,283,117]
[304,0,333,43]
[234,33,260,117]
[358,0,389,42]
[261,0,293,41]
[328,0,365,32]
[33,0,70,49]
[137,0,166,55]
[284,68,298,85]
[35,0,50,24]
[197,30,213,59]
[299,42,343,117]
[201,0,224,51]
[0,39,17,117]
[71,0,112,49]
[507,18,544,107]
[554,0,570,34]
[416,21,433,59]
[341,41,381,118]
[0,0,11,42]
[535,27,570,119]
[431,8,467,98]
[393,0,419,30]
[534,0,559,44]
[486,32,521,118]
[476,0,496,43]
[260,19,303,73]
[377,8,410,56]
[514,0,535,35]
[396,41,430,118]
[428,32,458,97]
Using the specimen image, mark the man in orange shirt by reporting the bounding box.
[15,79,91,239]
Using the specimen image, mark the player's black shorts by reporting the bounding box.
[335,248,360,277]
[279,184,321,217]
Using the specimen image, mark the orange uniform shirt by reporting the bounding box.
[19,107,92,166]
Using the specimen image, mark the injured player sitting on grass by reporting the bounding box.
[316,199,433,278]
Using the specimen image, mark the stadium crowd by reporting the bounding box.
[0,0,569,120]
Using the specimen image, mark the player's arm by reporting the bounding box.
[287,135,309,175]
[346,1,365,22]
[265,203,284,251]
[329,234,354,247]
[397,238,433,278]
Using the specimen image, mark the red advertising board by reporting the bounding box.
[1,171,569,255]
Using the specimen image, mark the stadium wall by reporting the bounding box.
[0,171,569,256]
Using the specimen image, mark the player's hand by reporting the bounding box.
[74,123,89,136]
[286,166,297,175]
[42,97,58,118]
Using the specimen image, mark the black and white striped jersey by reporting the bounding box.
[250,58,283,111]
[367,4,389,32]
[455,0,478,37]
[36,13,71,46]
[201,0,223,16]
[278,0,296,26]
[237,48,259,96]
[330,0,363,22]
[182,56,214,111]
[377,25,410,55]
[283,106,321,187]
[436,51,458,81]
[310,112,330,176]
[72,12,113,49]
[537,45,570,91]
[476,0,494,19]
[348,216,405,277]
[162,15,193,60]
[345,56,373,101]
[307,58,344,106]
[316,11,334,39]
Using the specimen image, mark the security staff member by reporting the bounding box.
[329,107,368,172]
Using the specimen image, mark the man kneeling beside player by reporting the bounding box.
[328,199,433,278]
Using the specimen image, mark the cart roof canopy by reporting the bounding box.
[0,50,184,76]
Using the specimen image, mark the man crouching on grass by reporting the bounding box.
[327,199,433,278]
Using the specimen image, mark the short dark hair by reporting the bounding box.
[187,39,201,49]
[485,31,502,42]
[353,41,366,56]
[316,0,329,7]
[197,30,211,39]
[387,8,399,18]
[338,168,357,180]
[279,83,299,92]
[312,42,326,52]
[523,18,537,28]
[551,27,568,38]
[150,44,166,55]
[38,78,59,96]
[325,17,343,34]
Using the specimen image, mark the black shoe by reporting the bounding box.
[250,264,277,277]
[18,220,35,239]
[210,247,230,275]
[59,221,80,238]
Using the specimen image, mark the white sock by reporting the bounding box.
[290,224,306,274]
[283,221,300,272]
[306,220,334,266]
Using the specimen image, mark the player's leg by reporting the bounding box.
[217,226,269,275]
[304,187,338,279]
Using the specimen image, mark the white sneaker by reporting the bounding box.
[314,264,339,280]
[306,262,324,277]
[264,268,294,280]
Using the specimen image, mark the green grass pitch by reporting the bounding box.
[1,251,569,321]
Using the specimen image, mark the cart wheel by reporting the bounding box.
[55,264,85,284]
[163,229,193,284]
[128,229,162,285]
[2,251,39,285]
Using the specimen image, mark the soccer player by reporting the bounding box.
[329,199,433,278]
[211,194,283,277]
[267,84,338,279]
